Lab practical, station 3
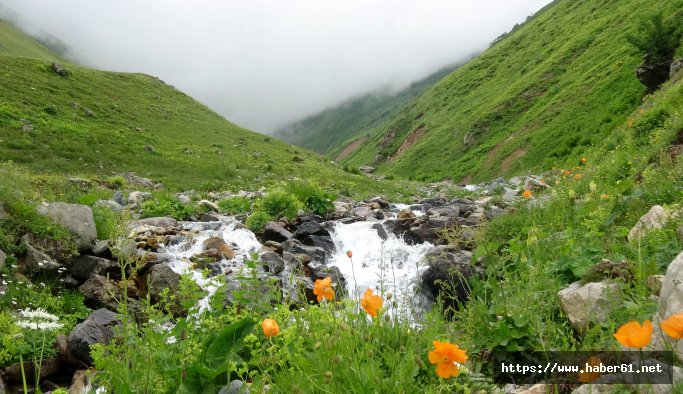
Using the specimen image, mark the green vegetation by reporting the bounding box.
[628,11,683,63]
[274,64,460,156]
[216,196,251,215]
[341,0,683,183]
[0,20,62,61]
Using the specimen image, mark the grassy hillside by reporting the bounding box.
[0,59,413,198]
[273,64,460,156]
[0,20,62,61]
[342,0,683,182]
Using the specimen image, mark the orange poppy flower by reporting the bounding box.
[261,318,279,338]
[522,190,532,199]
[428,341,468,378]
[360,288,383,317]
[346,250,353,258]
[660,312,683,339]
[581,157,588,164]
[574,173,584,180]
[578,356,603,383]
[600,194,609,200]
[563,169,573,176]
[614,320,653,348]
[313,276,335,302]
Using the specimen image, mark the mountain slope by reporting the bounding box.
[341,0,683,182]
[273,64,461,156]
[0,22,404,196]
[0,20,62,61]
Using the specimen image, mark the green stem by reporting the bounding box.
[19,353,28,394]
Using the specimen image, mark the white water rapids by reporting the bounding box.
[159,204,434,316]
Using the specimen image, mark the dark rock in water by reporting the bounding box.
[281,239,328,263]
[294,221,330,239]
[260,251,285,275]
[336,216,366,225]
[372,223,388,241]
[636,59,671,92]
[68,308,120,365]
[262,240,282,253]
[368,197,390,209]
[202,237,235,259]
[299,214,323,223]
[263,221,293,242]
[409,216,460,245]
[71,255,120,282]
[384,218,421,245]
[51,62,70,76]
[310,265,347,299]
[200,212,220,222]
[419,247,479,312]
[427,204,460,217]
[302,235,336,254]
[419,197,447,206]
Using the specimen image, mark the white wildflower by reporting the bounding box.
[38,261,45,267]
[166,336,178,345]
[19,308,59,321]
[0,291,5,295]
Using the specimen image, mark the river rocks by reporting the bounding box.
[68,308,120,365]
[80,275,122,310]
[36,202,97,252]
[427,204,460,217]
[419,247,477,310]
[558,280,622,335]
[372,223,389,241]
[260,251,285,274]
[202,237,235,259]
[352,206,376,220]
[282,239,328,263]
[128,191,152,207]
[130,217,179,230]
[263,221,293,242]
[70,255,120,282]
[294,221,330,239]
[302,235,336,254]
[627,205,672,242]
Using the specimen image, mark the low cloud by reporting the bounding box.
[1,0,551,132]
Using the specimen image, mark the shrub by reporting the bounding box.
[141,194,197,220]
[92,204,120,240]
[217,196,251,215]
[106,176,127,189]
[245,210,271,233]
[283,180,336,216]
[628,12,683,63]
[259,191,301,220]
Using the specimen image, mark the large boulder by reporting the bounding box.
[68,308,120,365]
[657,251,683,361]
[147,264,184,315]
[301,235,336,254]
[37,202,97,252]
[281,239,329,264]
[294,221,330,239]
[260,251,285,275]
[21,234,62,272]
[636,60,672,92]
[558,280,622,335]
[627,205,672,243]
[419,247,477,311]
[262,222,293,242]
[70,255,120,282]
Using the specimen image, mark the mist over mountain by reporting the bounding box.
[0,0,551,132]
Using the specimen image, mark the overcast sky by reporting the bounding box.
[1,0,551,133]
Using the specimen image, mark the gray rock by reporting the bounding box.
[21,235,61,271]
[0,248,6,269]
[71,255,120,282]
[263,221,293,242]
[148,264,184,315]
[218,380,250,394]
[648,274,665,296]
[302,235,336,254]
[128,191,152,207]
[427,204,460,217]
[294,221,330,239]
[113,191,125,206]
[260,252,285,275]
[419,248,476,310]
[627,205,671,243]
[130,217,179,229]
[281,239,328,263]
[36,202,97,252]
[200,213,220,222]
[671,58,683,78]
[352,206,375,219]
[67,309,120,365]
[502,187,520,202]
[636,60,671,92]
[95,199,124,213]
[359,165,375,174]
[120,173,163,189]
[558,280,622,335]
[372,223,388,241]
[91,240,111,257]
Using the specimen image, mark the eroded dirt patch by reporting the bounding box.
[500,147,529,174]
[335,136,368,162]
[388,126,427,162]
